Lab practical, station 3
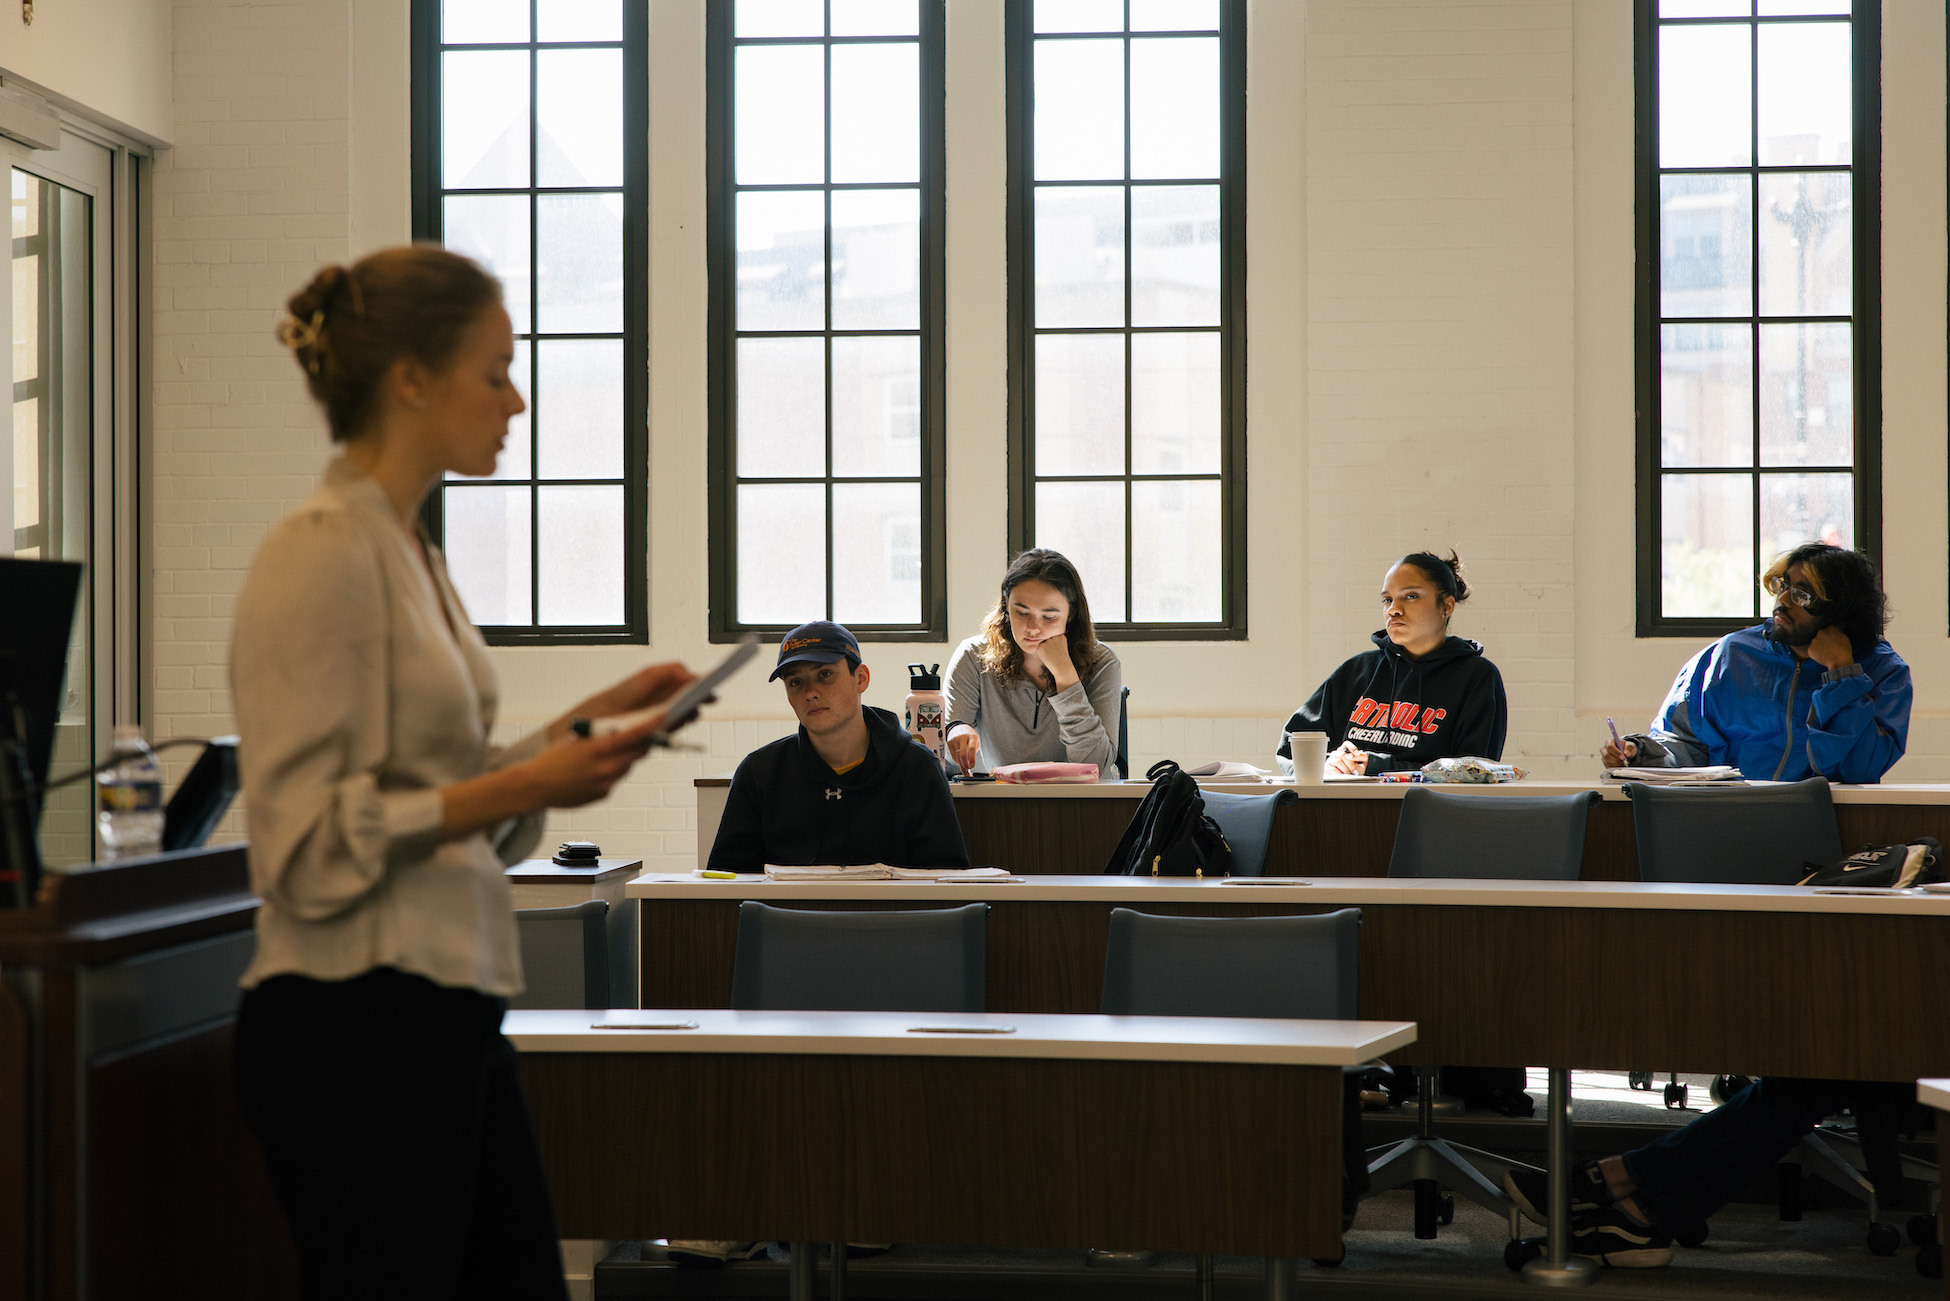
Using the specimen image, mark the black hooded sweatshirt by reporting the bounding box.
[707,705,971,872]
[1276,633,1508,776]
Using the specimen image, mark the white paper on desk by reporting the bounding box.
[764,864,894,880]
[886,866,1015,881]
[1185,760,1271,779]
[1601,766,1743,785]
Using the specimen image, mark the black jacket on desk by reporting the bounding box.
[707,705,971,872]
[1276,633,1508,775]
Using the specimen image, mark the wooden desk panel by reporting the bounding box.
[638,894,1950,1081]
[521,1051,1343,1256]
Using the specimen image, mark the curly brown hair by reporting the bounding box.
[277,245,503,441]
[974,549,1103,687]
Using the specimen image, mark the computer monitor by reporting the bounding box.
[0,557,83,817]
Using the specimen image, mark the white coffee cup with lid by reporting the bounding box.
[1287,731,1328,785]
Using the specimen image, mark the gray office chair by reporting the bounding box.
[1199,788,1298,877]
[510,899,611,1011]
[1373,789,1599,1238]
[1102,907,1363,1291]
[1115,685,1131,780]
[730,901,989,1299]
[1625,777,1929,1253]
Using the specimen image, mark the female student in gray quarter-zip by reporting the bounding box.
[943,549,1124,778]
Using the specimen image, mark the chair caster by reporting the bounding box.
[1438,1194,1455,1226]
[1663,1080,1688,1109]
[1628,1071,1653,1091]
[1917,1242,1942,1280]
[1867,1221,1901,1256]
[1504,1237,1544,1271]
[1907,1213,1937,1246]
[1311,1248,1345,1268]
[1675,1223,1709,1248]
[1710,1074,1751,1104]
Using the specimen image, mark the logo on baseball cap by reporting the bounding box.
[769,620,862,681]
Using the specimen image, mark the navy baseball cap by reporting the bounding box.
[769,621,862,681]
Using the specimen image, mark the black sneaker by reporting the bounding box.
[1502,1163,1611,1229]
[1572,1205,1672,1268]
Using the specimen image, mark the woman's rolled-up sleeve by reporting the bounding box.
[231,511,445,922]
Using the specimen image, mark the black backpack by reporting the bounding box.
[1796,838,1945,889]
[1103,760,1233,878]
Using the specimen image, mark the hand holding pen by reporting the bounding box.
[1601,716,1637,770]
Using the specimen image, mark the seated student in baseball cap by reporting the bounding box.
[705,620,970,874]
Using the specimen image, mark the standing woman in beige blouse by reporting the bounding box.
[231,246,691,1300]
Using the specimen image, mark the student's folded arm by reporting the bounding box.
[1052,653,1121,773]
[1807,658,1911,784]
[705,762,769,873]
[231,514,442,923]
[1644,652,1718,768]
[942,642,984,734]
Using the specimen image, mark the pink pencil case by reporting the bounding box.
[992,761,1101,784]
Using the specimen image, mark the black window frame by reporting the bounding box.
[408,0,651,646]
[1633,0,1880,639]
[703,0,950,645]
[1002,0,1248,642]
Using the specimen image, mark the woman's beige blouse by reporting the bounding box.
[229,459,545,996]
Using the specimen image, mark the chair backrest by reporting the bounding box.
[1100,907,1361,1020]
[731,901,988,1012]
[1199,788,1298,877]
[510,899,611,1010]
[1387,787,1599,880]
[1115,685,1131,780]
[1627,776,1841,884]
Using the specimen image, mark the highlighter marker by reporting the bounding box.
[698,869,739,880]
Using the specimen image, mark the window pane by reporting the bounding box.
[1131,0,1219,31]
[444,0,527,44]
[831,189,920,331]
[446,485,533,625]
[1132,184,1221,326]
[443,50,530,189]
[1035,334,1125,475]
[536,193,623,332]
[738,190,826,331]
[1662,474,1755,619]
[1132,332,1220,474]
[12,249,36,383]
[444,194,532,332]
[1034,39,1124,180]
[1760,472,1852,556]
[536,340,624,479]
[1758,0,1848,13]
[830,44,920,184]
[737,337,827,477]
[1757,22,1850,165]
[537,49,623,188]
[451,339,533,480]
[1759,322,1850,467]
[831,0,919,36]
[832,482,921,624]
[738,484,827,623]
[737,45,825,184]
[1757,172,1850,317]
[1659,0,1749,14]
[1035,481,1127,622]
[1035,186,1124,327]
[13,397,37,532]
[1035,0,1124,33]
[832,336,921,477]
[537,486,625,624]
[737,0,823,38]
[1660,174,1751,318]
[1130,38,1220,180]
[1132,479,1221,622]
[1659,25,1752,168]
[537,0,622,43]
[1660,324,1752,468]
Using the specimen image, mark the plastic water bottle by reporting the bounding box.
[97,725,164,860]
[904,663,947,765]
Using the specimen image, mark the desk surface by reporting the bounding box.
[1920,1079,1950,1112]
[504,1007,1415,1065]
[627,871,1950,918]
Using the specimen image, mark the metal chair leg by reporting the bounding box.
[1197,1252,1213,1301]
[830,1241,847,1301]
[787,1242,816,1301]
[1263,1256,1296,1301]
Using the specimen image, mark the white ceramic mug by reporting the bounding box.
[1288,731,1328,785]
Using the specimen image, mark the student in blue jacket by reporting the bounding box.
[1603,543,1910,784]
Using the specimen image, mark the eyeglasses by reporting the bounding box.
[1763,575,1818,609]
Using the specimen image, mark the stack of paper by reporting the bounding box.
[1602,766,1743,784]
[763,864,1014,881]
[1184,761,1271,779]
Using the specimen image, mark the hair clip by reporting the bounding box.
[275,310,326,371]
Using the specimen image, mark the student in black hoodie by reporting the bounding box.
[1276,551,1507,776]
[707,620,970,872]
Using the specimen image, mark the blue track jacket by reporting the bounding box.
[1640,625,1911,784]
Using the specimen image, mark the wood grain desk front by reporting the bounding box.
[695,777,1950,880]
[507,1007,1414,1259]
[629,874,1950,1084]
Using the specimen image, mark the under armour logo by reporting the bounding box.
[825,788,843,800]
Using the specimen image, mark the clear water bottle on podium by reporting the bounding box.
[97,725,164,859]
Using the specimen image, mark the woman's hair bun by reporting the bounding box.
[1400,550,1468,602]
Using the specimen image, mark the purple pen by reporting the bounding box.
[1606,717,1623,750]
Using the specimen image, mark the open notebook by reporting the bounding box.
[762,865,1016,882]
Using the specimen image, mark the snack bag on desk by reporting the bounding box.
[1420,756,1525,784]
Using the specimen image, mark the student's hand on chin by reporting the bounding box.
[1038,631,1073,676]
[1807,625,1854,672]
